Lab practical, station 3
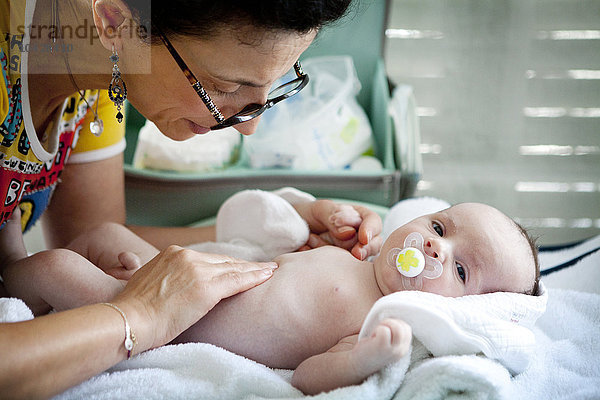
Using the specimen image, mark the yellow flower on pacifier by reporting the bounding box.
[397,250,419,271]
[395,247,425,278]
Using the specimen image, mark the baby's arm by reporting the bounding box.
[292,319,411,395]
[3,223,159,315]
[2,248,125,315]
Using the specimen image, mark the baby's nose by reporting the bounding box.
[425,238,447,263]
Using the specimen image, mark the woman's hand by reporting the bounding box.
[294,200,383,260]
[111,246,277,353]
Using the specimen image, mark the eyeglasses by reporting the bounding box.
[159,32,309,131]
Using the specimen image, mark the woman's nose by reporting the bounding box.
[222,92,269,136]
[424,238,448,263]
[233,115,263,136]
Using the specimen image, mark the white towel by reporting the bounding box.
[38,272,598,400]
[0,297,33,323]
[1,194,596,399]
[359,284,547,375]
[394,354,512,400]
[509,285,600,399]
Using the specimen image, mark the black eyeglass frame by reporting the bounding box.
[158,32,309,130]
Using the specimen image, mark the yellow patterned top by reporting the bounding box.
[0,0,126,231]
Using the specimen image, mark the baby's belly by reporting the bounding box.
[173,247,377,369]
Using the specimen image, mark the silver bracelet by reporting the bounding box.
[101,302,137,359]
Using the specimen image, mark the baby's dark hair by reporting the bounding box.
[513,222,541,296]
[124,0,354,43]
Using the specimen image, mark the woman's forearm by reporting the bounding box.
[0,303,142,399]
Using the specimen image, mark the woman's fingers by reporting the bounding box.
[353,205,382,246]
[306,232,357,249]
[304,201,383,258]
[209,261,277,299]
[294,200,383,259]
[188,251,275,267]
[305,228,383,261]
[351,234,383,261]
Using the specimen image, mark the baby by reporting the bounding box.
[1,198,540,395]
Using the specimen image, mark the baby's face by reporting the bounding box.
[373,203,535,297]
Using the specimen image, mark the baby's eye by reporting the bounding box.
[432,221,443,236]
[456,262,466,283]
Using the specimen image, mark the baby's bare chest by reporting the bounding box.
[177,247,382,368]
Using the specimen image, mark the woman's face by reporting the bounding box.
[124,27,316,140]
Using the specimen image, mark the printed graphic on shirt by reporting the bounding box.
[0,51,23,148]
[0,39,96,232]
[1,130,74,231]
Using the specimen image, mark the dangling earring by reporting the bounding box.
[108,45,127,123]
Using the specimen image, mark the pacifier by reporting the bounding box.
[387,232,443,290]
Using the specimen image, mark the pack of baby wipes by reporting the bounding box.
[244,56,373,170]
[132,120,240,172]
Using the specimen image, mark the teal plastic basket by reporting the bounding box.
[123,1,420,226]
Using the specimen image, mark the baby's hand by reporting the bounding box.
[301,204,362,247]
[103,251,143,280]
[351,319,412,373]
[296,200,383,260]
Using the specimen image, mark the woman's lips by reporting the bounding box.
[186,119,210,135]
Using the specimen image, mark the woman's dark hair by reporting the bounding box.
[125,0,353,43]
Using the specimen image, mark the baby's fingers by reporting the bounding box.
[102,252,142,280]
[118,251,143,271]
[328,205,363,229]
[306,200,361,239]
[379,318,412,354]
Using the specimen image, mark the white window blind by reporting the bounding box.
[384,0,600,245]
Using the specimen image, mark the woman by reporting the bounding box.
[0,0,383,398]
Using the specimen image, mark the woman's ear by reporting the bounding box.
[91,0,134,52]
